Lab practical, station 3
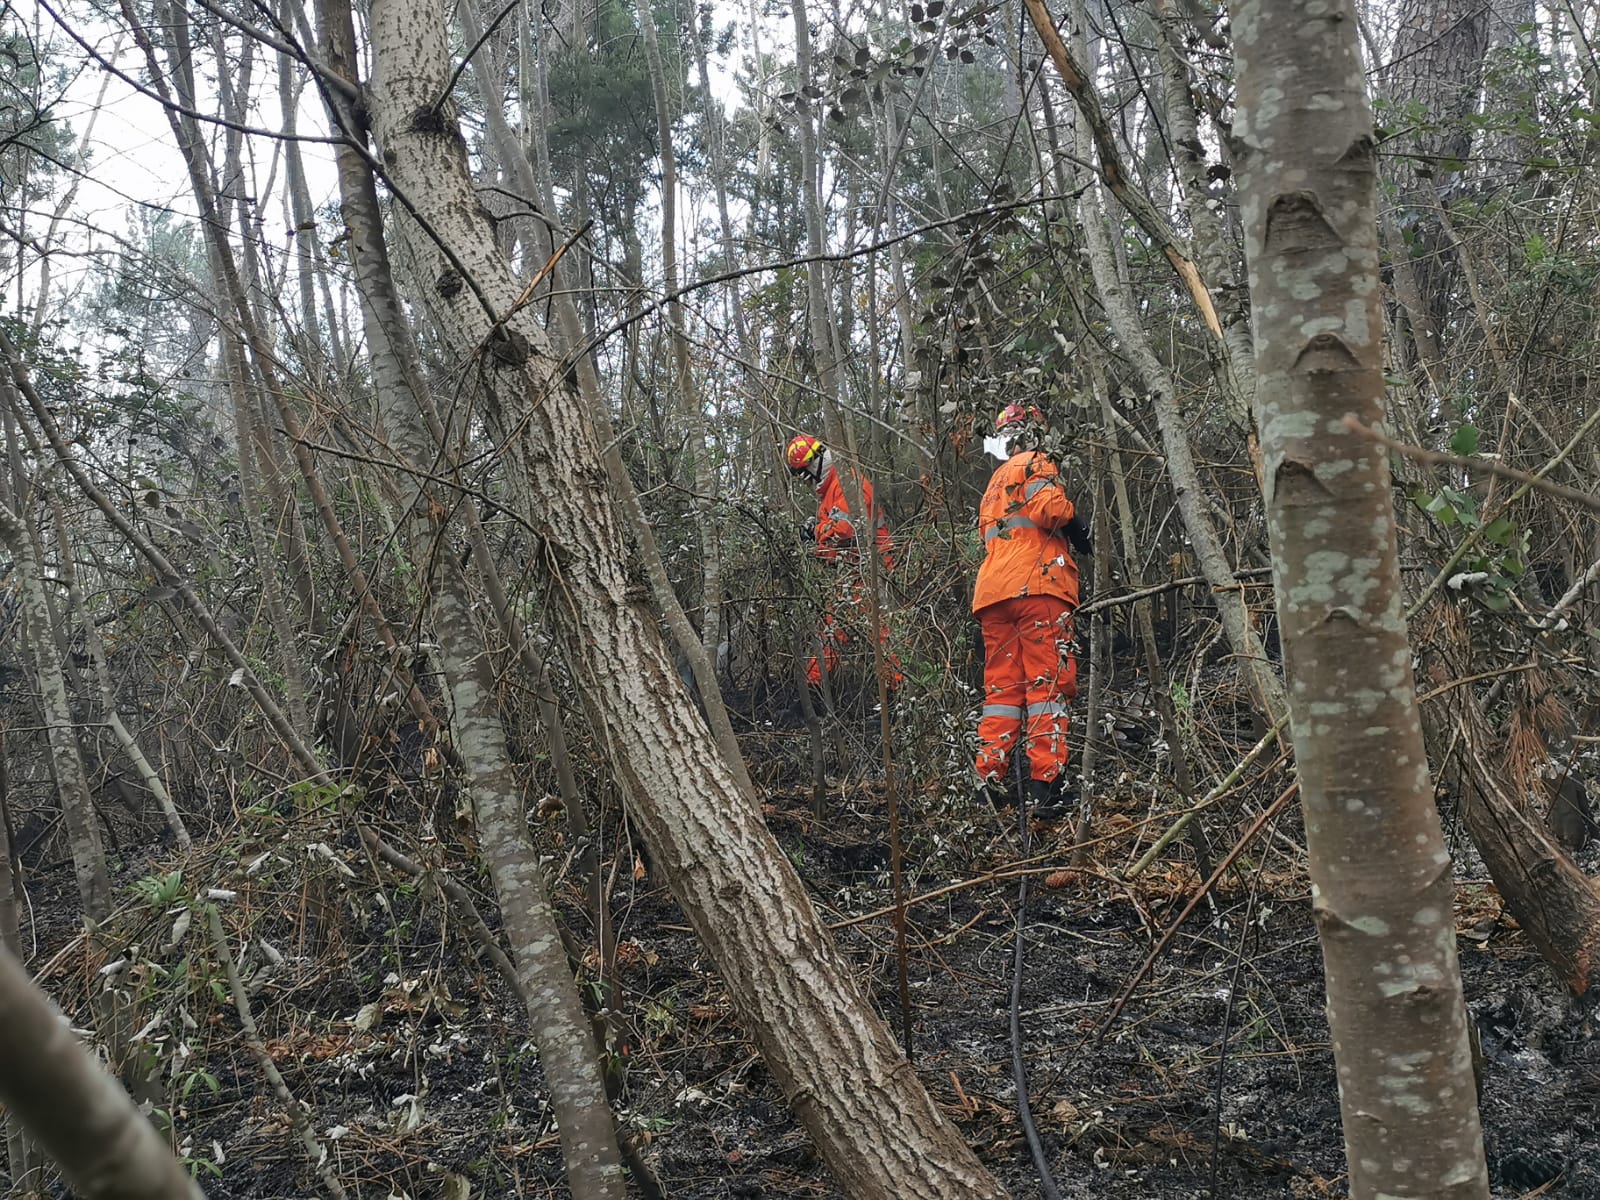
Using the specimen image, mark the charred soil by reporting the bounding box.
[7,742,1599,1200]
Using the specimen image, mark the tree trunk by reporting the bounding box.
[0,495,110,925]
[48,488,192,851]
[1381,0,1491,341]
[353,3,1008,1193]
[1233,3,1490,1195]
[1151,0,1258,434]
[314,7,629,1196]
[0,943,202,1200]
[459,0,755,800]
[1415,604,1600,996]
[0,727,36,1196]
[1064,4,1288,729]
[634,0,724,671]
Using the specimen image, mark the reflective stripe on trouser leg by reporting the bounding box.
[975,604,1028,782]
[1019,604,1076,782]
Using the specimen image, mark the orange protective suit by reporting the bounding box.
[813,466,893,566]
[972,450,1082,784]
[807,465,897,688]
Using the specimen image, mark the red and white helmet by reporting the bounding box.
[995,404,1047,433]
[786,433,824,473]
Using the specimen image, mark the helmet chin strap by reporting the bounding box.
[811,448,832,486]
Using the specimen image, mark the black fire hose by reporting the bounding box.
[1009,756,1065,1200]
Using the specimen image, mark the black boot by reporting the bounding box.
[1028,777,1073,822]
[975,778,1013,810]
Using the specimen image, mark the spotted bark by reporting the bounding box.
[355,1,1006,1194]
[1233,2,1490,1196]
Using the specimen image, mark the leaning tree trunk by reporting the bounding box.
[1063,5,1288,729]
[0,943,203,1200]
[1415,604,1600,996]
[634,0,724,671]
[0,734,35,1194]
[1233,3,1489,1197]
[353,3,1008,1194]
[315,4,628,1196]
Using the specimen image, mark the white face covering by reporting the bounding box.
[813,448,833,486]
[984,434,1011,462]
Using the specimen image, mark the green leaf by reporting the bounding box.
[1483,517,1515,545]
[1422,492,1458,524]
[1449,424,1480,456]
[1481,590,1511,612]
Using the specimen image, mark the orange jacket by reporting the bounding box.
[814,466,892,566]
[972,450,1080,613]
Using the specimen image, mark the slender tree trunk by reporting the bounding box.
[1234,3,1489,1195]
[1064,11,1288,728]
[121,0,313,738]
[219,328,314,733]
[202,7,322,640]
[634,0,723,669]
[47,490,192,851]
[1093,365,1213,877]
[480,0,755,800]
[1151,0,1257,434]
[0,499,110,925]
[0,729,35,1196]
[352,3,1007,1192]
[1,328,327,782]
[277,19,336,372]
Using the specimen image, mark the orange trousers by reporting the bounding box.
[807,579,901,688]
[974,595,1077,784]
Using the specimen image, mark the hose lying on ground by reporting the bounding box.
[1009,777,1065,1200]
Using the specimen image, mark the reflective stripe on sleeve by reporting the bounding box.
[1023,476,1056,500]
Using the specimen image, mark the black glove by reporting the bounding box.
[1063,514,1093,557]
[800,518,817,543]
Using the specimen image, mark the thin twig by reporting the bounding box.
[434,0,521,110]
[1077,568,1274,617]
[1347,415,1600,512]
[1097,780,1301,1041]
[205,904,349,1200]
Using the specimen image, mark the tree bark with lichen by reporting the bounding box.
[354,1,1008,1193]
[1234,1,1489,1195]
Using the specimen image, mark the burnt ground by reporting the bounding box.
[9,752,1600,1200]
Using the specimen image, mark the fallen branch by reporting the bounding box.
[1077,568,1274,617]
[205,903,350,1200]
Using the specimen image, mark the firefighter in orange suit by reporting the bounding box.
[785,433,897,690]
[973,405,1092,812]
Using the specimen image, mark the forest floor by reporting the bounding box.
[14,717,1600,1200]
